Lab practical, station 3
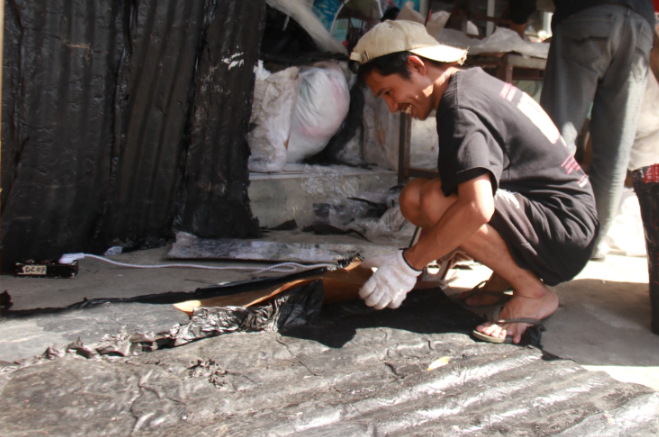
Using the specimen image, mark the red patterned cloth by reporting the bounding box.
[642,164,659,184]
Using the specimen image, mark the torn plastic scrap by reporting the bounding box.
[427,356,450,371]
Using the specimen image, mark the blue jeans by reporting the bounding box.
[540,4,653,253]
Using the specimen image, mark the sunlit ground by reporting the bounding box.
[441,250,658,391]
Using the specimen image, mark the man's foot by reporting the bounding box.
[474,286,558,344]
[458,272,512,307]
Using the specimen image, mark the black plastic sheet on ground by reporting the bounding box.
[0,263,332,319]
[37,280,324,359]
[1,286,659,436]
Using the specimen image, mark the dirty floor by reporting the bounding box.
[1,232,657,391]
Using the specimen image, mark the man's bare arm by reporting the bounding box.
[404,173,495,270]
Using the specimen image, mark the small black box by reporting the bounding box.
[14,260,79,278]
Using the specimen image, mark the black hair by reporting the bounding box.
[351,51,412,85]
[381,7,400,22]
[351,51,449,86]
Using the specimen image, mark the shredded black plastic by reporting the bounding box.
[35,280,324,359]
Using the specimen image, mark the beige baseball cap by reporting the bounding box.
[350,20,468,65]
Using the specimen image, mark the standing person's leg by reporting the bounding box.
[587,8,653,255]
[540,8,604,155]
[542,5,653,258]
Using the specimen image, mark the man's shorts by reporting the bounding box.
[489,189,598,286]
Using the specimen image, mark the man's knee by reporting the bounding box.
[401,177,455,227]
[400,178,428,221]
[419,178,453,217]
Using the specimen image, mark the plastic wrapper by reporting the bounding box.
[265,0,347,55]
[304,178,414,244]
[436,27,550,59]
[300,164,360,202]
[287,62,351,163]
[395,1,426,24]
[428,10,479,36]
[333,125,363,165]
[397,3,479,37]
[39,280,324,359]
[104,246,123,256]
[248,62,301,173]
[296,165,416,244]
[167,231,362,263]
[359,206,416,243]
[310,201,414,243]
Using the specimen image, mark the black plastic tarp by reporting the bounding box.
[1,286,659,436]
[1,0,264,271]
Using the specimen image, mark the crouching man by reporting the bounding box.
[351,20,599,344]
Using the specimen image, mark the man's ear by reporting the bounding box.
[407,55,427,76]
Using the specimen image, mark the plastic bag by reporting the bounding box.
[248,62,300,172]
[35,280,325,358]
[436,27,549,59]
[397,3,479,37]
[265,0,347,55]
[287,62,350,163]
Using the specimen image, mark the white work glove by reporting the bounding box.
[359,250,422,309]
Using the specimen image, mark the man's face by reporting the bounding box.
[364,59,435,120]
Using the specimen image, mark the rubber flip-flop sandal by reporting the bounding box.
[471,318,546,345]
[457,281,513,308]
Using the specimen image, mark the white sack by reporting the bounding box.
[248,62,300,173]
[395,1,425,24]
[287,62,350,163]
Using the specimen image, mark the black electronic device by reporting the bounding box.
[14,260,79,278]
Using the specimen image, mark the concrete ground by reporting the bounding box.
[1,236,658,391]
[445,252,659,391]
